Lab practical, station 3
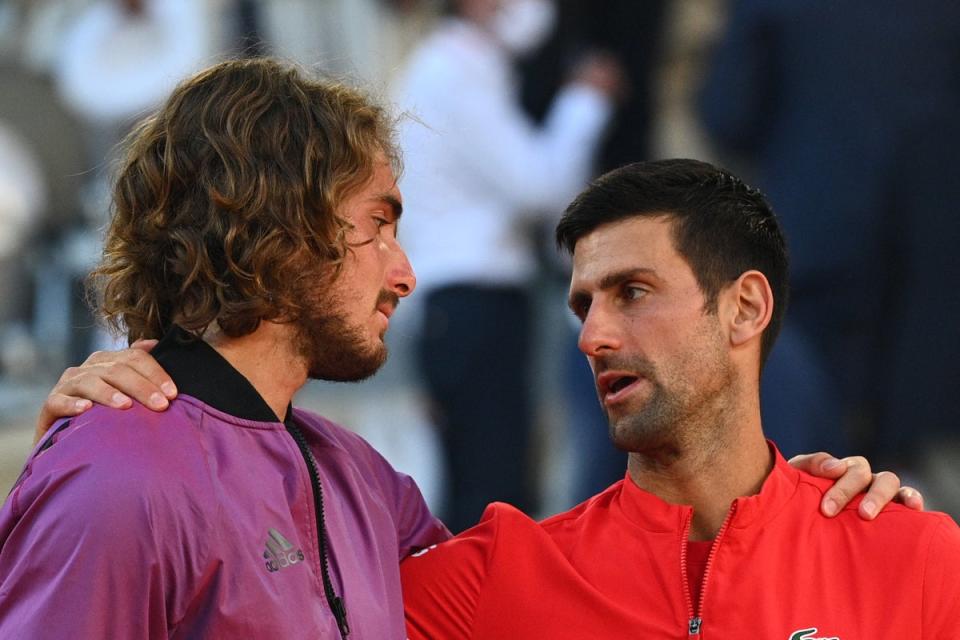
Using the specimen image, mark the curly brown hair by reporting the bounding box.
[91,57,400,341]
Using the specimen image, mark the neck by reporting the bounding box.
[202,321,307,421]
[626,395,772,541]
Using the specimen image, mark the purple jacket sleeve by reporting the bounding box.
[0,415,211,638]
[338,428,451,557]
[391,468,452,558]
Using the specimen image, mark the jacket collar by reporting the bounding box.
[615,442,800,534]
[152,326,287,423]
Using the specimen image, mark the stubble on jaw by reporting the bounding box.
[605,320,738,473]
[294,287,394,383]
[299,310,386,382]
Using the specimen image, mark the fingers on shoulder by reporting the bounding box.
[54,368,133,408]
[897,485,924,511]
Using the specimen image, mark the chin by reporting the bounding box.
[307,344,388,382]
[608,414,673,453]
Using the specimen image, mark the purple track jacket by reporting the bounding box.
[0,330,450,638]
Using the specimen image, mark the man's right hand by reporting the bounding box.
[35,340,177,444]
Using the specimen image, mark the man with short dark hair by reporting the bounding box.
[401,159,960,639]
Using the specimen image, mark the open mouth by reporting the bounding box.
[597,371,643,404]
[608,376,638,394]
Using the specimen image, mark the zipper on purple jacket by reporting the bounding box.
[286,420,350,639]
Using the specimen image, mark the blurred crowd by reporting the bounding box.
[0,0,957,521]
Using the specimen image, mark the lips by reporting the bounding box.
[596,370,643,405]
[375,290,400,321]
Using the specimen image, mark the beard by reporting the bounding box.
[294,288,397,382]
[600,335,734,455]
[605,373,697,454]
[600,357,680,453]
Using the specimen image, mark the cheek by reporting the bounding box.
[637,314,713,366]
[622,310,674,346]
[676,319,728,378]
[346,246,384,285]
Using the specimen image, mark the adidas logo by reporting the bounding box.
[263,528,305,573]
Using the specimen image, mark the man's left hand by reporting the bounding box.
[789,452,923,520]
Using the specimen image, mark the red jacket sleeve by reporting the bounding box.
[922,515,960,638]
[402,503,503,640]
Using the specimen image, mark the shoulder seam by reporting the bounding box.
[8,481,23,519]
[168,404,219,628]
[919,518,939,637]
[468,504,504,639]
[918,515,960,635]
[9,418,76,517]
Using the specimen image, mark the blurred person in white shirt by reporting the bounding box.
[392,0,623,532]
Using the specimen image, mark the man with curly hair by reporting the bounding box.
[0,58,449,639]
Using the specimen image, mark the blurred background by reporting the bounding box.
[0,0,957,526]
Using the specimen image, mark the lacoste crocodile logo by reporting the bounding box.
[789,628,839,640]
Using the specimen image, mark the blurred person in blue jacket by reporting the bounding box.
[393,0,622,532]
[699,0,960,471]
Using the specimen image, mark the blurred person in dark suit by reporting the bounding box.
[393,0,623,532]
[699,0,960,476]
[875,111,960,516]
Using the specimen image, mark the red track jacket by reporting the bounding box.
[402,449,960,639]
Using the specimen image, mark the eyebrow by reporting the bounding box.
[373,194,403,220]
[567,267,660,311]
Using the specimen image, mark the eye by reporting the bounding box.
[623,285,648,301]
[570,300,590,322]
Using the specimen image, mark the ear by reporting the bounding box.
[723,270,773,348]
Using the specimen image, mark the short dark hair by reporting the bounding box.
[92,58,399,341]
[556,158,789,366]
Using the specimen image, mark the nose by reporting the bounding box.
[387,243,416,298]
[577,303,622,357]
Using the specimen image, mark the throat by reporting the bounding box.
[627,436,773,540]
